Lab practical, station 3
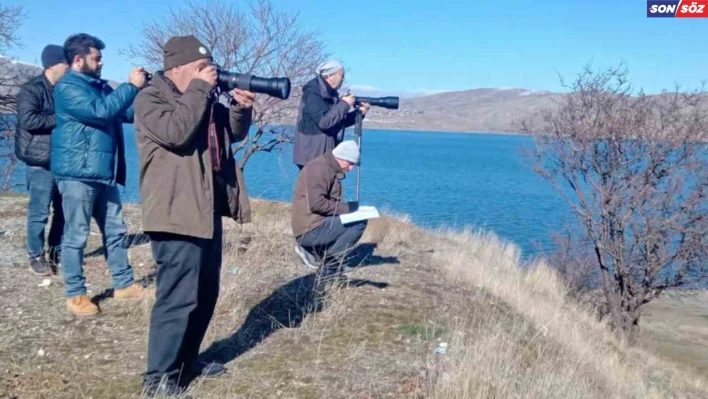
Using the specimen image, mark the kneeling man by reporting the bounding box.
[291,141,367,299]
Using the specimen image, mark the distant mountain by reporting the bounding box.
[361,87,564,134]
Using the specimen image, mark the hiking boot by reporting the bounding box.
[29,256,52,276]
[114,282,155,300]
[188,361,227,379]
[144,378,187,398]
[66,295,100,316]
[295,245,320,269]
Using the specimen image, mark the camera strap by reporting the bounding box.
[207,104,222,172]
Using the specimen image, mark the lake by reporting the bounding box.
[6,126,573,256]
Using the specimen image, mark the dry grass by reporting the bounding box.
[424,228,708,398]
[1,194,707,398]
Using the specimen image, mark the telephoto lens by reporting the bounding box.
[354,96,399,110]
[216,70,291,100]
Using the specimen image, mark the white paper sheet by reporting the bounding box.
[340,206,380,225]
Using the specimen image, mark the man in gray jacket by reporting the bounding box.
[293,60,370,170]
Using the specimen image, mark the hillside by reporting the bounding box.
[363,88,562,133]
[1,193,707,398]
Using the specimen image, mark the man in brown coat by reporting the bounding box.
[133,35,255,396]
[292,140,367,303]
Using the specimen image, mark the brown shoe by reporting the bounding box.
[114,282,154,300]
[66,295,99,316]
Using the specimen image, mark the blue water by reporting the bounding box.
[6,126,573,256]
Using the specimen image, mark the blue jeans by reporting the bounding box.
[57,180,134,298]
[26,166,64,259]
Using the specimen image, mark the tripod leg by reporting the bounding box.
[354,110,363,202]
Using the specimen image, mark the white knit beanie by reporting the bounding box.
[316,59,343,76]
[332,141,360,165]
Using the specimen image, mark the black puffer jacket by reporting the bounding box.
[15,74,55,167]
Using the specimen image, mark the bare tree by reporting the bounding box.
[0,4,26,192]
[545,231,599,298]
[122,0,327,169]
[0,4,22,52]
[525,63,708,344]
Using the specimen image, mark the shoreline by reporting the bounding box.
[360,125,529,136]
[259,122,530,137]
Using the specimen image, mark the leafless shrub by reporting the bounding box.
[0,4,27,192]
[525,63,708,344]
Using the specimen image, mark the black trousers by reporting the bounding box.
[144,215,223,383]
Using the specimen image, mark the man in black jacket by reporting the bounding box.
[293,60,370,170]
[16,44,68,276]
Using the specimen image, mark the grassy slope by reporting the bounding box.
[0,194,706,398]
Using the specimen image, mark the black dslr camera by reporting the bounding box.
[144,65,291,100]
[212,64,291,100]
[354,96,399,110]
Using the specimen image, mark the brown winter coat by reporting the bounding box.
[134,72,252,239]
[291,151,351,237]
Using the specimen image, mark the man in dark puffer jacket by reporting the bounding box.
[293,60,370,170]
[16,44,68,276]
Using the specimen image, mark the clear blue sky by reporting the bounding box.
[6,0,708,95]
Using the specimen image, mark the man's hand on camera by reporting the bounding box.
[194,65,217,88]
[359,102,371,115]
[129,67,147,89]
[341,94,356,107]
[231,88,256,109]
